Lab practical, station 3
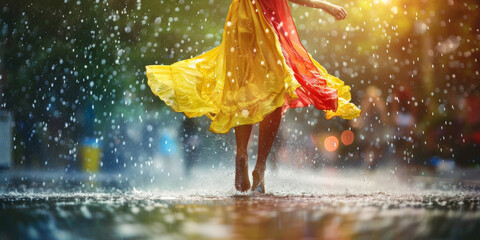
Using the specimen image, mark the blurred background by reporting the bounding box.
[0,0,479,187]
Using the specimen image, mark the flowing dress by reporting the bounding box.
[146,0,360,133]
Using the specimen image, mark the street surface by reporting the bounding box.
[1,167,479,239]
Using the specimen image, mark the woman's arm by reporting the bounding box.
[288,0,347,20]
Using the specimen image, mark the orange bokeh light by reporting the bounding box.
[324,136,339,152]
[341,130,355,145]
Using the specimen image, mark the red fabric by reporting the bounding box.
[257,0,338,112]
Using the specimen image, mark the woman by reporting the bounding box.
[146,0,360,193]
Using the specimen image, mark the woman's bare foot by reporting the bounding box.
[235,157,250,192]
[251,167,265,193]
[252,176,265,194]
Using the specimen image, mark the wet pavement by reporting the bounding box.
[1,167,480,239]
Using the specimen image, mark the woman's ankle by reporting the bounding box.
[253,161,266,173]
[236,155,248,166]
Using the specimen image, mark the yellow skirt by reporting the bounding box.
[146,0,360,133]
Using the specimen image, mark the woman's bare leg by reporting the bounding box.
[251,107,282,192]
[234,124,253,192]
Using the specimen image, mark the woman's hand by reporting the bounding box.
[288,0,347,20]
[323,3,347,20]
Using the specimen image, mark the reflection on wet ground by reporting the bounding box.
[1,191,479,240]
[1,167,480,239]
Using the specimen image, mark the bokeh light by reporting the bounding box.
[324,136,339,152]
[341,130,355,145]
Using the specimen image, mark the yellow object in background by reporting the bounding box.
[81,139,101,173]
